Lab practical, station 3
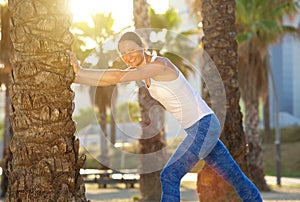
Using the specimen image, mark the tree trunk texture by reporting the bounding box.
[133,1,166,201]
[238,39,269,191]
[7,0,88,201]
[244,100,269,191]
[198,0,248,201]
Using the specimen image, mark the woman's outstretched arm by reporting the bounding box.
[68,51,166,86]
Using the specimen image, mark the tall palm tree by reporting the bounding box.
[0,2,13,197]
[192,0,249,200]
[0,2,11,148]
[89,85,117,169]
[7,0,88,201]
[72,13,119,169]
[235,0,299,190]
[133,0,166,201]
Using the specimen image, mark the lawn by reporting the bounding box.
[263,141,300,177]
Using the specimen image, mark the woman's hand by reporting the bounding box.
[67,50,81,74]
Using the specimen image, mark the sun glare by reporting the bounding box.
[71,0,134,31]
[71,0,169,31]
[148,0,169,14]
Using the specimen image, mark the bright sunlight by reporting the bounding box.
[71,0,169,31]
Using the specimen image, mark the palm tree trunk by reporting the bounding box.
[91,85,117,169]
[0,4,13,198]
[137,86,166,201]
[263,55,271,143]
[238,39,269,191]
[98,105,109,169]
[263,95,271,142]
[198,0,249,201]
[7,0,88,201]
[133,0,166,200]
[0,87,13,198]
[0,3,12,68]
[110,111,116,146]
[244,100,269,191]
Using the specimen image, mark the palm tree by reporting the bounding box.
[71,13,119,169]
[133,0,167,201]
[235,0,299,190]
[89,85,117,169]
[192,0,249,200]
[7,0,88,200]
[0,2,13,197]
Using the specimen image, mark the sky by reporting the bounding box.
[71,0,169,31]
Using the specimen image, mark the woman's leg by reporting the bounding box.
[204,140,263,202]
[160,114,219,202]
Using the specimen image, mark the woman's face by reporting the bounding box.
[119,40,145,67]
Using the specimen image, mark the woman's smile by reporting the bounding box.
[119,40,145,67]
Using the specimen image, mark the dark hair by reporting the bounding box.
[118,31,143,48]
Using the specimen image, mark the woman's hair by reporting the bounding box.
[118,31,143,48]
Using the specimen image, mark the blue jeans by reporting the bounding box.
[160,114,262,202]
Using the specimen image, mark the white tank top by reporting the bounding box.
[147,57,213,128]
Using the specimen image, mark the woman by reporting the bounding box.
[69,31,262,202]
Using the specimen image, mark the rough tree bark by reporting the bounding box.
[7,0,88,201]
[133,0,166,201]
[197,0,249,201]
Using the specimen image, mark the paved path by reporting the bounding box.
[0,174,299,201]
[84,174,300,202]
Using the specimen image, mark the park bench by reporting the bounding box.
[80,169,139,188]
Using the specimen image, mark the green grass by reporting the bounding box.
[261,125,300,177]
[81,142,300,177]
[0,120,4,142]
[261,126,300,143]
[263,142,300,177]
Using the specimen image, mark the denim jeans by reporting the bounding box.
[160,113,262,202]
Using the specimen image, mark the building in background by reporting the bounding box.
[269,13,300,127]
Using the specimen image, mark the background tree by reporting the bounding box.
[7,0,88,200]
[0,1,13,197]
[132,0,167,201]
[235,0,300,190]
[192,0,249,200]
[71,13,120,168]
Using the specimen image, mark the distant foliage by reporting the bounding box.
[116,102,141,123]
[0,120,3,140]
[261,126,300,143]
[73,107,98,130]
